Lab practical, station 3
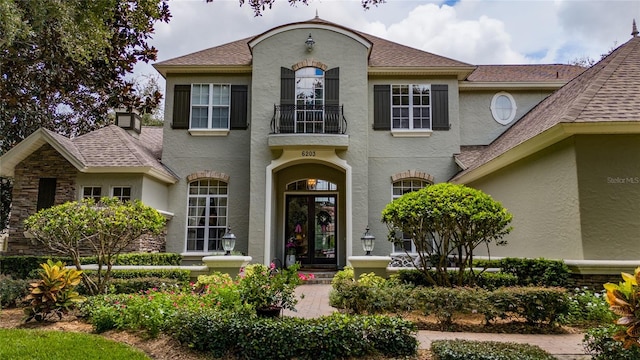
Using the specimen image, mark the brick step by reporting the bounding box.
[298,270,336,285]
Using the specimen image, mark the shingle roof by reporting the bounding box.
[155,17,473,69]
[453,36,640,180]
[467,64,585,82]
[50,125,175,181]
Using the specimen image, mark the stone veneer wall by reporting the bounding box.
[7,144,78,255]
[5,143,166,256]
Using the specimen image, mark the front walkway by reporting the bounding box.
[286,284,590,360]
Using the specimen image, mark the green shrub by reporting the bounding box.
[329,272,414,314]
[499,257,570,287]
[103,269,190,281]
[0,275,30,308]
[167,310,417,360]
[0,253,182,279]
[559,288,614,326]
[0,256,73,279]
[414,287,488,329]
[396,269,517,290]
[584,325,640,360]
[431,339,555,360]
[486,287,569,325]
[472,259,502,268]
[107,277,182,294]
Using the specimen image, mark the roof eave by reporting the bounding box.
[82,166,178,184]
[451,122,640,184]
[153,64,253,78]
[459,81,569,91]
[0,129,85,177]
[368,66,476,80]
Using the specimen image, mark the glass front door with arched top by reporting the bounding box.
[285,194,337,266]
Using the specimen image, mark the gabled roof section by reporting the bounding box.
[452,36,640,183]
[0,125,177,184]
[154,17,474,78]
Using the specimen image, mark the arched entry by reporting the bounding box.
[272,160,347,269]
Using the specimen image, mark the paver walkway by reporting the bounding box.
[285,284,591,360]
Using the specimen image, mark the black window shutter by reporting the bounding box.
[325,68,339,106]
[230,85,248,130]
[373,85,391,130]
[280,67,295,106]
[37,178,57,210]
[431,84,450,130]
[172,85,191,129]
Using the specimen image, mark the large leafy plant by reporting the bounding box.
[238,263,307,312]
[604,267,640,348]
[24,260,86,322]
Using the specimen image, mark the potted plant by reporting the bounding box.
[285,238,297,267]
[238,262,312,317]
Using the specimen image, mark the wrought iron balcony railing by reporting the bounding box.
[271,105,347,134]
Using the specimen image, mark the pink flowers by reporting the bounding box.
[298,273,315,281]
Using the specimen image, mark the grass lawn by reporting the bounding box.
[0,328,151,360]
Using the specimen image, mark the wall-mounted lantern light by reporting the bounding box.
[305,33,315,52]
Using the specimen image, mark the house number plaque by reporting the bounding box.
[301,150,316,157]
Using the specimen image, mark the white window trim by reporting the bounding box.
[184,180,229,253]
[111,186,132,201]
[188,129,230,137]
[81,186,102,201]
[391,84,432,131]
[391,129,433,137]
[490,92,517,125]
[189,83,231,131]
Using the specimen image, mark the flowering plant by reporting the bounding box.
[286,239,297,255]
[238,263,313,312]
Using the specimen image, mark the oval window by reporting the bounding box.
[490,92,517,125]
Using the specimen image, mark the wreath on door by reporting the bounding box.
[317,210,332,233]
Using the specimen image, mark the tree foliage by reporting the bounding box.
[24,198,166,295]
[381,183,512,287]
[0,0,170,156]
[207,0,386,16]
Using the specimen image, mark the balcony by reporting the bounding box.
[268,104,349,150]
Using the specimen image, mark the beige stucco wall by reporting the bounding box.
[367,77,461,253]
[141,175,170,213]
[468,138,584,259]
[162,74,252,255]
[250,26,369,263]
[75,173,143,201]
[459,90,552,145]
[575,135,640,260]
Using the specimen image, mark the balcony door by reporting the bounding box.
[295,67,324,133]
[285,194,337,266]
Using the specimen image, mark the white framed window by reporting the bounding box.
[392,85,431,131]
[186,179,228,252]
[295,67,324,133]
[491,92,517,125]
[391,179,430,253]
[82,186,102,201]
[190,84,230,129]
[112,186,131,201]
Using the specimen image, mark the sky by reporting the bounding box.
[136,0,640,89]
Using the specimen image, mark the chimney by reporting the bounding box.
[115,109,142,137]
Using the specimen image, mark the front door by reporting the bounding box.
[285,194,337,266]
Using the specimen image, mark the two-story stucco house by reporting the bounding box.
[2,17,638,267]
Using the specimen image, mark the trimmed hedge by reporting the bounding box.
[0,275,30,308]
[431,340,555,360]
[498,257,570,287]
[0,253,182,279]
[396,269,518,290]
[168,310,418,360]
